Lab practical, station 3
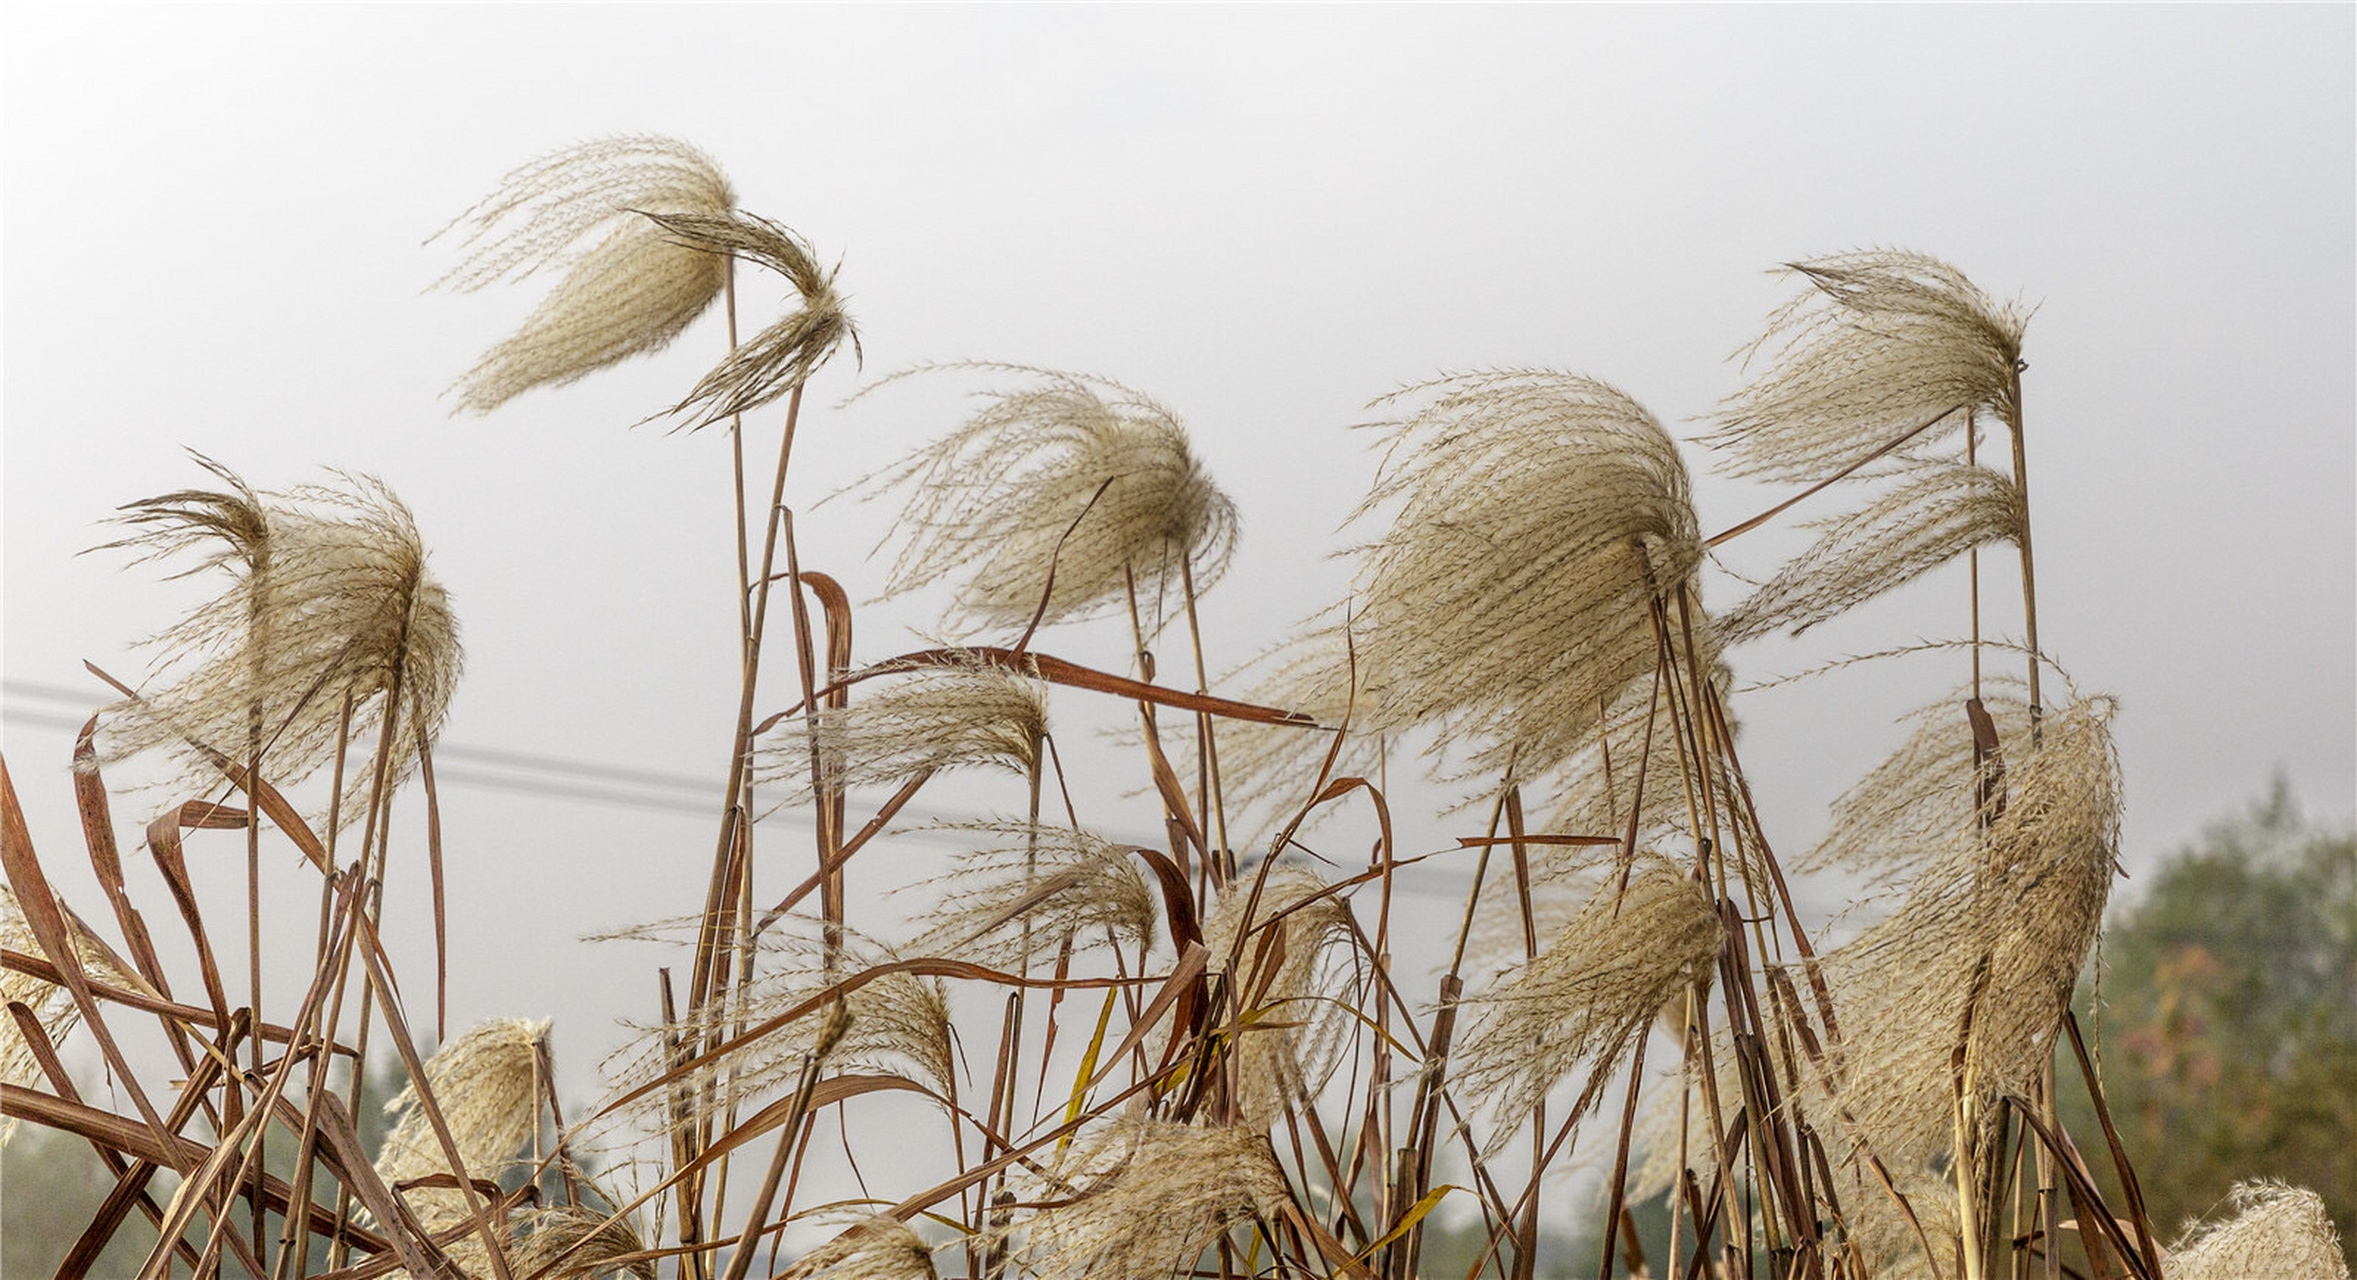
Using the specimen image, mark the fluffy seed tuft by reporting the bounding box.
[643,210,859,428]
[1821,693,2122,1168]
[908,823,1158,970]
[1705,250,2028,484]
[855,366,1238,634]
[375,1016,551,1229]
[2164,1180,2349,1280]
[96,467,461,828]
[758,654,1048,807]
[436,135,736,412]
[1266,371,1705,790]
[1718,462,2025,644]
[1454,856,1722,1148]
[1012,1119,1285,1280]
[777,1214,939,1280]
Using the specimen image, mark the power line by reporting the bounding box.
[3,678,1843,913]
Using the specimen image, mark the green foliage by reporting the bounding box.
[0,1054,408,1278]
[2066,776,2357,1244]
[2,1121,163,1277]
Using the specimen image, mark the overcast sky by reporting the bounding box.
[5,4,2352,1138]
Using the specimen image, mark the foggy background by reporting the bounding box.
[4,1,2351,1197]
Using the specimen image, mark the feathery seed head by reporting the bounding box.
[506,1205,660,1280]
[1800,684,2034,888]
[1718,461,2026,644]
[1707,250,2028,483]
[759,654,1048,805]
[2165,1180,2349,1280]
[408,1202,657,1280]
[96,469,461,826]
[1201,867,1357,1128]
[859,366,1239,634]
[909,823,1157,969]
[1823,693,2122,1167]
[375,1016,550,1230]
[0,888,143,1146]
[1298,371,1704,782]
[1455,856,1722,1148]
[1841,1164,1963,1280]
[96,452,271,580]
[437,135,736,413]
[778,1214,939,1280]
[647,210,859,429]
[1014,1119,1285,1280]
[610,932,955,1132]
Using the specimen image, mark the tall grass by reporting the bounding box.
[5,136,2336,1280]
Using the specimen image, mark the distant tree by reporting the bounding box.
[2066,776,2356,1246]
[0,1053,408,1277]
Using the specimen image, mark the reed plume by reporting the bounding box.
[908,823,1157,970]
[418,1203,658,1280]
[777,1214,939,1280]
[1454,856,1722,1148]
[2164,1181,2350,1280]
[1797,684,2033,888]
[90,458,279,797]
[630,942,954,1116]
[1705,250,2028,483]
[1718,462,2025,644]
[96,451,272,581]
[1014,1118,1285,1280]
[644,210,858,429]
[1289,371,1705,785]
[1200,867,1356,1128]
[1821,692,2121,1167]
[375,1016,551,1229]
[757,655,1047,807]
[856,366,1238,633]
[1842,1164,1962,1280]
[96,469,461,825]
[437,135,737,413]
[0,889,146,1146]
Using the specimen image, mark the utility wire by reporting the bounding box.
[4,678,1843,912]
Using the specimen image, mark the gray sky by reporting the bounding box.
[4,1,2352,1158]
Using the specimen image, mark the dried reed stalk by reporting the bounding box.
[1200,866,1356,1128]
[1536,646,1739,849]
[0,887,146,1147]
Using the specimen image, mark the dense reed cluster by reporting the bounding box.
[5,134,2338,1280]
